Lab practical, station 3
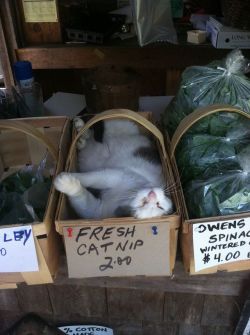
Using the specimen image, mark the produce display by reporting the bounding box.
[0,161,52,225]
[163,50,250,219]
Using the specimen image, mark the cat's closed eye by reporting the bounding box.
[156,202,164,210]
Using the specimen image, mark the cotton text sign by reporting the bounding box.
[193,217,250,272]
[63,221,170,277]
[0,225,38,272]
[58,325,113,335]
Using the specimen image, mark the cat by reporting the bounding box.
[54,116,173,220]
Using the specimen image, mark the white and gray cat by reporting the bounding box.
[54,117,173,219]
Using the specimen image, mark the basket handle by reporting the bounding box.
[67,109,167,166]
[170,104,250,157]
[0,119,58,161]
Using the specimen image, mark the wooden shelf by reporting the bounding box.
[54,256,250,297]
[15,43,248,70]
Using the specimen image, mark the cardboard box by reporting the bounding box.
[206,17,250,49]
[169,104,250,275]
[55,110,180,278]
[0,116,71,288]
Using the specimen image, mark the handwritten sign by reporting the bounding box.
[193,217,250,272]
[22,0,58,23]
[0,225,38,272]
[58,325,113,335]
[63,222,170,278]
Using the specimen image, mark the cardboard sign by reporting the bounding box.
[63,222,170,278]
[22,0,58,23]
[193,217,250,272]
[0,225,38,272]
[58,325,113,335]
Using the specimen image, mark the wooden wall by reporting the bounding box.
[34,67,179,102]
[0,257,249,334]
[0,285,242,334]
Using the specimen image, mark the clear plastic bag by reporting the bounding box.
[0,154,53,225]
[184,145,250,219]
[163,49,250,137]
[131,0,177,46]
[176,114,250,184]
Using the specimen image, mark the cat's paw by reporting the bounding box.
[54,173,83,196]
[73,117,84,132]
[73,117,91,149]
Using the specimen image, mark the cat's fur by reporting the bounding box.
[54,117,173,219]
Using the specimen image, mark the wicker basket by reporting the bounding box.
[170,104,250,275]
[0,117,71,288]
[55,109,180,278]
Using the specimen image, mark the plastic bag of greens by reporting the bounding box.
[176,134,239,185]
[163,49,250,137]
[184,145,250,219]
[176,116,250,184]
[0,154,52,225]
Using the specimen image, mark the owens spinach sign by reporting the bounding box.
[63,222,170,277]
[193,217,250,272]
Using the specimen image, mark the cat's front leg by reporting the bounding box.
[54,172,83,196]
[69,169,124,189]
[54,173,101,219]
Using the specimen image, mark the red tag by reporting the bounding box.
[67,227,73,238]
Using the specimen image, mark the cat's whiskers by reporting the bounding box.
[164,180,181,193]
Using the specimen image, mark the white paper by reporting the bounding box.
[193,217,250,272]
[139,96,174,121]
[22,0,58,23]
[58,325,113,335]
[0,225,39,272]
[44,92,86,117]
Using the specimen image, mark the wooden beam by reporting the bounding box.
[54,257,250,297]
[0,6,15,88]
[0,0,18,64]
[15,45,245,70]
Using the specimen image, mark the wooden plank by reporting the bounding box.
[48,285,107,318]
[178,324,202,335]
[109,320,143,335]
[108,288,164,321]
[0,5,15,88]
[142,321,178,335]
[0,311,26,334]
[165,69,182,96]
[201,325,234,335]
[15,46,237,70]
[16,0,62,45]
[54,257,250,296]
[201,295,241,327]
[164,292,204,324]
[16,285,52,314]
[0,1,18,64]
[0,289,20,311]
[21,236,53,285]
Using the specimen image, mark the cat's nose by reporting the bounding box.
[148,190,156,200]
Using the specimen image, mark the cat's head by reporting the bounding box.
[131,188,173,219]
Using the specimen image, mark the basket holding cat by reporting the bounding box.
[54,109,180,277]
[54,109,179,223]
